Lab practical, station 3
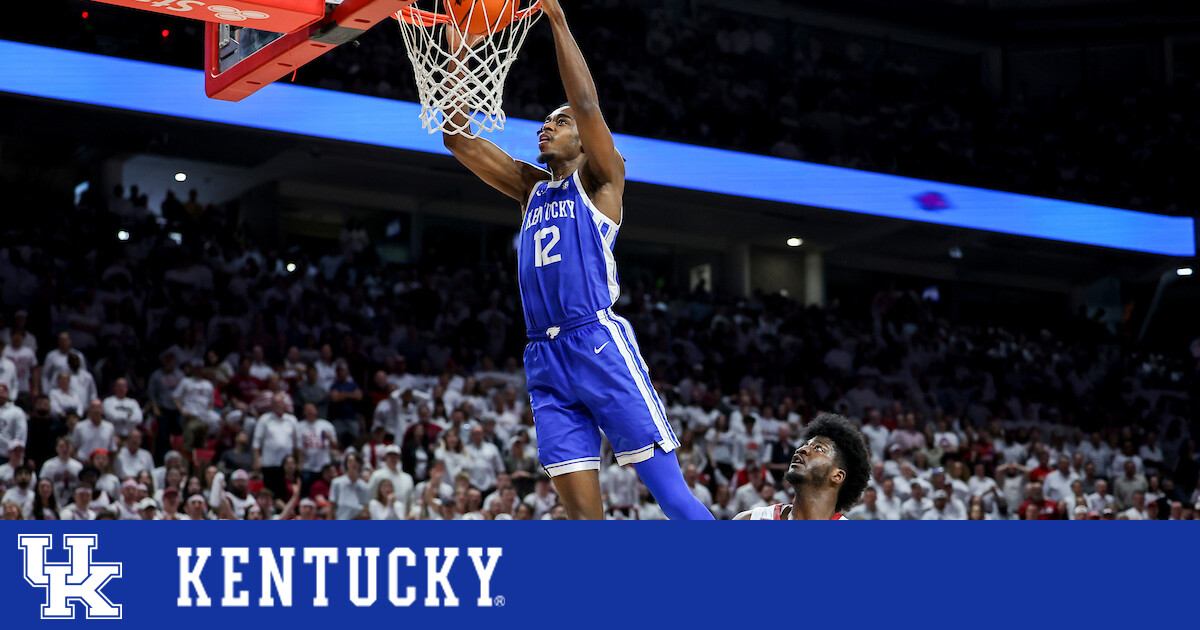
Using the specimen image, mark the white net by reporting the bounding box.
[395,0,542,137]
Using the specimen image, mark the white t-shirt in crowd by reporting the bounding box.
[877,494,902,520]
[40,456,83,506]
[1109,453,1143,479]
[601,463,639,509]
[253,413,299,467]
[315,360,337,392]
[0,356,17,394]
[921,505,964,520]
[901,497,932,520]
[0,402,28,457]
[637,501,666,520]
[463,441,504,491]
[2,485,34,511]
[369,498,407,520]
[50,388,82,418]
[71,420,117,463]
[59,503,95,520]
[96,473,121,500]
[1,346,37,393]
[330,474,371,520]
[523,491,557,520]
[861,424,890,460]
[115,446,155,480]
[70,371,98,414]
[1087,492,1115,512]
[249,362,275,381]
[173,376,214,418]
[968,475,1000,511]
[367,465,414,512]
[1043,469,1079,503]
[297,418,338,473]
[847,503,886,520]
[103,395,144,437]
[933,431,960,452]
[42,348,86,395]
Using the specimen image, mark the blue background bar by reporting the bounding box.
[0,39,1193,256]
[3,522,1197,629]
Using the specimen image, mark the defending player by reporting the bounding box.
[441,0,712,520]
[735,413,871,520]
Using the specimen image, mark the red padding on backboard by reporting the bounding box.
[204,0,416,101]
[89,0,326,34]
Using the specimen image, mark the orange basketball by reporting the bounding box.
[446,0,516,36]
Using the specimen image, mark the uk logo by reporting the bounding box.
[18,535,123,620]
[208,6,271,21]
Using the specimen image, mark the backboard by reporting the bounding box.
[205,0,417,101]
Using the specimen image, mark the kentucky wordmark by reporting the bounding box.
[177,547,503,608]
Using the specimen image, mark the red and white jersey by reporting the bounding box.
[749,503,848,520]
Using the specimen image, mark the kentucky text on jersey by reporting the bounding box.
[522,199,576,231]
[518,172,621,331]
[176,546,502,608]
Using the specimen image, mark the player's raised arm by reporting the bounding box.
[541,0,624,186]
[441,30,547,202]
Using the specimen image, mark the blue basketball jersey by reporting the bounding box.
[517,170,620,331]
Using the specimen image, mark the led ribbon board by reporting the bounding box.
[0,40,1193,256]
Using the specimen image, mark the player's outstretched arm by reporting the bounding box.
[441,30,547,202]
[541,0,624,187]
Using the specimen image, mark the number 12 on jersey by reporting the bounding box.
[533,226,562,267]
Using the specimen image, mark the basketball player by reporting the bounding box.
[441,0,711,520]
[735,413,871,520]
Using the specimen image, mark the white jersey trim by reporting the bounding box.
[543,456,602,477]
[597,310,677,456]
[572,171,622,306]
[614,443,657,466]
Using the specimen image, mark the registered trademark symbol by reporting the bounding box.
[494,595,506,607]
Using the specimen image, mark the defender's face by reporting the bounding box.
[537,106,580,163]
[786,437,839,484]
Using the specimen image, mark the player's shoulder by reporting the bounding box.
[519,162,553,195]
[732,509,753,520]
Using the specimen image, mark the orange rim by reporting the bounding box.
[396,1,541,28]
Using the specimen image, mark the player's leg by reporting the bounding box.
[525,340,605,520]
[632,450,714,521]
[577,312,713,520]
[550,469,604,520]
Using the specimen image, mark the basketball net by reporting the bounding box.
[396,1,542,138]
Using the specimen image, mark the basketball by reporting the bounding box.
[446,0,516,36]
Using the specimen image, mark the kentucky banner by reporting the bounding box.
[3,522,1195,628]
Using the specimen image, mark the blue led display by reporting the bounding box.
[0,39,1192,256]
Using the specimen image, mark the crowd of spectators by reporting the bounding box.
[0,183,1196,522]
[21,0,1196,217]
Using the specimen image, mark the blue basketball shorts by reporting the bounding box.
[524,308,680,477]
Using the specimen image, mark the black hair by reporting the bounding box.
[803,412,871,514]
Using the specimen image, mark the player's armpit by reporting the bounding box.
[732,510,752,520]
